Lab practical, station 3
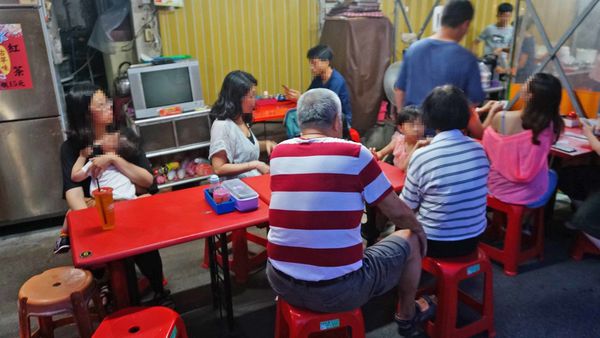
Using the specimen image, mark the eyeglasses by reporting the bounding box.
[91,100,113,112]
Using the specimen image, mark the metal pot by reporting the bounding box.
[113,62,131,97]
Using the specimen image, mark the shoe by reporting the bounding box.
[151,289,175,309]
[54,235,70,254]
[395,295,437,337]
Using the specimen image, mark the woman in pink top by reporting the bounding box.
[480,73,564,205]
[372,105,428,170]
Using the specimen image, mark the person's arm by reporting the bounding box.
[372,139,396,160]
[70,147,92,182]
[481,101,505,129]
[377,191,426,256]
[582,122,600,155]
[282,85,301,102]
[89,153,153,188]
[211,150,269,176]
[259,140,277,155]
[396,140,430,171]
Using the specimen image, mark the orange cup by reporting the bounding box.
[92,187,115,230]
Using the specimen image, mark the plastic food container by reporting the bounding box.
[204,189,235,215]
[221,179,259,212]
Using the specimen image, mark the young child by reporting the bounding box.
[54,128,137,254]
[371,105,428,171]
[71,131,137,201]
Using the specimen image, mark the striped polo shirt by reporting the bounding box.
[400,130,490,241]
[267,137,393,282]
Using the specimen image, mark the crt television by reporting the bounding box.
[128,59,204,119]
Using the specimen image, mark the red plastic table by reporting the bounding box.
[68,185,269,330]
[551,127,595,158]
[242,161,406,206]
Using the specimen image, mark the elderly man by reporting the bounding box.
[266,88,434,334]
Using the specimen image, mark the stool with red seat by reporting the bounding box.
[419,248,495,338]
[93,306,188,338]
[479,195,546,276]
[570,232,600,260]
[479,171,557,276]
[274,297,365,338]
[201,229,268,283]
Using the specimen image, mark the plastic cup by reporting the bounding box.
[92,187,115,230]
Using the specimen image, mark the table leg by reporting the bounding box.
[107,260,130,309]
[219,232,235,330]
[206,236,219,310]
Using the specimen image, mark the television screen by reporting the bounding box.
[141,68,193,108]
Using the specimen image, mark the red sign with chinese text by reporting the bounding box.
[0,24,33,91]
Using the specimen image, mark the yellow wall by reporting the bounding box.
[158,0,514,104]
[158,0,319,105]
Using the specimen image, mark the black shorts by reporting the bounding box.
[426,236,480,258]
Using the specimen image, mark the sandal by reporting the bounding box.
[394,295,437,337]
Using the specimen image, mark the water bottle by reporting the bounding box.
[208,175,220,193]
[479,62,491,89]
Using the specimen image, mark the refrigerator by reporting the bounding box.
[0,1,66,226]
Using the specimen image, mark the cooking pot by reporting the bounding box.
[114,62,131,97]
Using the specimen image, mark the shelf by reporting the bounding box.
[146,141,211,158]
[134,107,211,126]
[158,175,211,190]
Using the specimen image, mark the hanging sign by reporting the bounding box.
[0,24,33,91]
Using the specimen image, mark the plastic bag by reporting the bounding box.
[88,1,130,54]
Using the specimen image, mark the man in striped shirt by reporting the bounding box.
[401,85,490,258]
[267,88,434,334]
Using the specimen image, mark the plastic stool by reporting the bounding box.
[18,266,105,338]
[479,195,546,276]
[419,248,495,338]
[570,232,600,260]
[93,306,188,338]
[202,229,267,283]
[274,297,365,338]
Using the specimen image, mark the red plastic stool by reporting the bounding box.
[570,232,600,260]
[419,248,495,338]
[479,195,545,276]
[274,297,365,338]
[93,306,188,338]
[202,229,267,283]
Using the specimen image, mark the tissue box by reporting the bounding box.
[221,179,259,212]
[563,118,580,128]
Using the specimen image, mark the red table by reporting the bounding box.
[242,161,406,206]
[252,100,296,123]
[551,127,595,158]
[68,185,269,329]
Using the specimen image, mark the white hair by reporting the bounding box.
[297,88,342,130]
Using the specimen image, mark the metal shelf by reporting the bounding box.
[158,174,211,190]
[134,107,211,127]
[145,141,211,158]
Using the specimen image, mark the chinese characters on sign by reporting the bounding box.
[0,24,33,91]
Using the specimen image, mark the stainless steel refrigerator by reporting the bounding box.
[0,1,66,226]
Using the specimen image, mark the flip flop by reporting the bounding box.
[395,294,437,336]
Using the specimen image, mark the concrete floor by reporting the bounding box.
[2,198,600,338]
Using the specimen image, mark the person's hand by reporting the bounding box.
[265,140,277,155]
[415,227,428,257]
[582,120,595,139]
[489,101,505,116]
[283,86,301,102]
[415,139,430,149]
[369,147,381,160]
[250,160,270,174]
[476,100,496,114]
[89,154,116,178]
[79,146,92,158]
[493,47,503,56]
